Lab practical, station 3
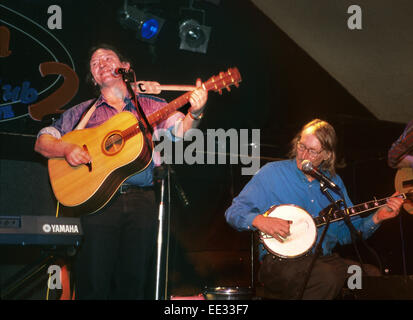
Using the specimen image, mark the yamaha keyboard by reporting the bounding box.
[0,215,83,246]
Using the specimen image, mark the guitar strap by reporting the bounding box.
[74,99,98,130]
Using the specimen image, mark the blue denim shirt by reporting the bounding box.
[38,94,184,187]
[225,159,380,259]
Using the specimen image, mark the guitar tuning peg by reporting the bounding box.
[226,86,231,92]
[218,89,222,95]
[234,83,239,88]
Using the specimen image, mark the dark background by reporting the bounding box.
[0,0,411,299]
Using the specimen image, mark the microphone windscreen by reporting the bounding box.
[301,160,313,172]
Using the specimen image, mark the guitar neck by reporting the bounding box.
[314,193,407,227]
[145,67,241,127]
[147,91,192,127]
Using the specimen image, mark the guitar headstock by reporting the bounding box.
[203,67,242,94]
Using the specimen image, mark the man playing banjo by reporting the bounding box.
[225,119,404,299]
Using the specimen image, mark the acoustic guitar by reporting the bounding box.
[48,68,241,216]
[394,167,413,214]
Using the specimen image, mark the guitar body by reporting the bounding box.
[48,111,153,216]
[395,167,413,214]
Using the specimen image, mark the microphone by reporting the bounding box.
[301,160,341,192]
[112,68,132,77]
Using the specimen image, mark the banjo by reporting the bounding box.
[259,192,412,259]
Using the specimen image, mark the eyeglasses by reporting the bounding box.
[296,142,323,158]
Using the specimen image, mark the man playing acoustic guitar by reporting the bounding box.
[225,119,404,299]
[34,44,208,299]
[388,119,413,169]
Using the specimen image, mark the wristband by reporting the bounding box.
[188,111,204,121]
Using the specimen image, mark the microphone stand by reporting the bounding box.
[337,191,365,265]
[122,71,169,299]
[152,164,190,300]
[123,70,154,136]
[168,165,190,208]
[122,72,191,299]
[296,181,340,299]
[153,164,169,300]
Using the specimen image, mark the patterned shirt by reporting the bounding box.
[225,159,379,260]
[388,120,413,168]
[37,93,184,186]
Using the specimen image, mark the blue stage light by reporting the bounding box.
[141,18,159,40]
[118,5,164,44]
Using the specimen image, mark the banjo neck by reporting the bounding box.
[314,193,410,227]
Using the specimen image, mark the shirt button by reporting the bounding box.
[311,200,314,203]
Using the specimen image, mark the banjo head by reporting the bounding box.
[260,204,317,259]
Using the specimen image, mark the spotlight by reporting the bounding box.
[179,19,211,54]
[118,5,164,44]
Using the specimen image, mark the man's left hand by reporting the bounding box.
[373,192,404,224]
[188,78,208,115]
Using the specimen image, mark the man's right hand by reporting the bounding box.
[35,134,91,166]
[63,143,91,167]
[252,214,292,242]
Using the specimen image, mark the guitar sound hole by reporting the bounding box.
[104,133,123,155]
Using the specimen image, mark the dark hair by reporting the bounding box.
[87,43,129,65]
[288,119,338,175]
